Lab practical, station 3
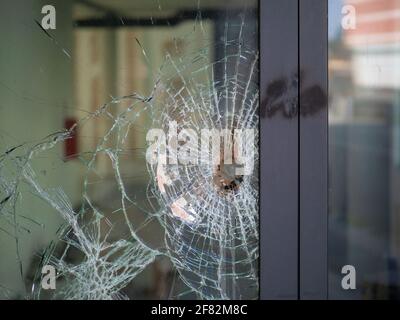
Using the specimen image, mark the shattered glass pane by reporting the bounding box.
[0,0,258,300]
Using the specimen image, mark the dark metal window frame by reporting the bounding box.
[260,0,328,299]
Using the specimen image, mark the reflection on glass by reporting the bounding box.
[329,0,400,299]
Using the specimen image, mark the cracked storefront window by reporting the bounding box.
[0,0,258,300]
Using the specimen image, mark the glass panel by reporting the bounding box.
[329,0,400,299]
[0,0,259,300]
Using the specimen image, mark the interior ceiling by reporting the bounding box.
[74,0,257,18]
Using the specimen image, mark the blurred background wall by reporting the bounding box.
[0,0,80,297]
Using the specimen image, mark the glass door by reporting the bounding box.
[0,0,261,300]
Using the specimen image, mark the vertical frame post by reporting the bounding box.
[260,0,299,299]
[299,0,328,300]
